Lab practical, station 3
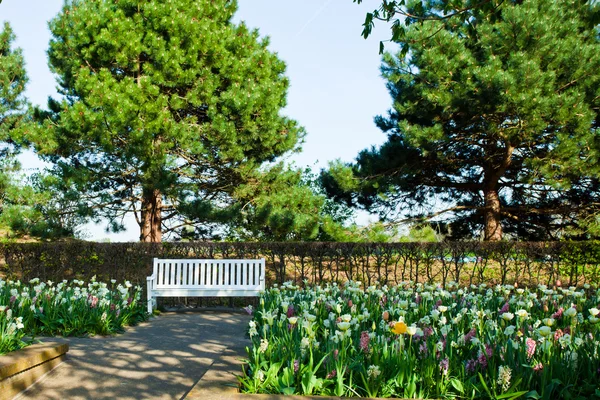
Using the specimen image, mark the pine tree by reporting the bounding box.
[33,0,304,242]
[326,0,600,240]
[354,0,504,53]
[0,22,28,155]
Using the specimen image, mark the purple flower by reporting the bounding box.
[499,302,510,314]
[380,295,387,307]
[466,359,477,373]
[287,305,295,318]
[477,345,492,370]
[463,328,476,344]
[419,342,429,357]
[439,358,449,375]
[485,345,493,359]
[478,352,488,369]
[423,327,434,338]
[293,359,299,374]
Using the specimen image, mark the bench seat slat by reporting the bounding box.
[151,288,264,297]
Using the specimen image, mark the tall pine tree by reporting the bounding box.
[0,22,28,155]
[325,0,600,240]
[33,0,304,242]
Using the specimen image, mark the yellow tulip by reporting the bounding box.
[392,321,407,335]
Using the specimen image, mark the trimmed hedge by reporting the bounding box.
[1,241,599,287]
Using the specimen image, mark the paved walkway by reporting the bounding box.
[16,311,251,400]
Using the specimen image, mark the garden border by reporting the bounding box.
[184,345,394,400]
[0,341,69,400]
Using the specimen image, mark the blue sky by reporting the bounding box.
[0,0,393,241]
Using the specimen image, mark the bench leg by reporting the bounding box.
[147,279,154,314]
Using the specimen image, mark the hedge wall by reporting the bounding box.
[1,241,599,288]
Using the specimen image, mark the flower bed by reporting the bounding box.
[0,277,148,355]
[240,281,600,399]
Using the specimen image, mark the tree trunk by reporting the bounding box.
[140,187,162,242]
[483,187,502,241]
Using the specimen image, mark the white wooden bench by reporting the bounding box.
[146,258,265,313]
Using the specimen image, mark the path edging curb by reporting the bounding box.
[0,342,69,400]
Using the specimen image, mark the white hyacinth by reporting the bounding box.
[497,365,512,392]
[367,365,381,379]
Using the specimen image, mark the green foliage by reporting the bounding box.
[353,0,508,53]
[231,166,326,241]
[240,282,600,398]
[32,0,304,241]
[399,225,440,242]
[328,0,600,240]
[174,165,356,242]
[0,277,149,354]
[0,22,28,152]
[0,158,83,240]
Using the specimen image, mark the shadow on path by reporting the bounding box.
[16,311,251,400]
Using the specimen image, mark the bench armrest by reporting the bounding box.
[146,275,155,281]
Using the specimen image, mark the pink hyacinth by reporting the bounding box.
[326,369,337,379]
[533,363,543,373]
[554,329,564,341]
[359,331,370,354]
[552,307,563,320]
[526,338,536,360]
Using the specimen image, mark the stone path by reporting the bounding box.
[15,311,250,400]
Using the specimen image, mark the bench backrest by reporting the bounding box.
[151,258,265,290]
